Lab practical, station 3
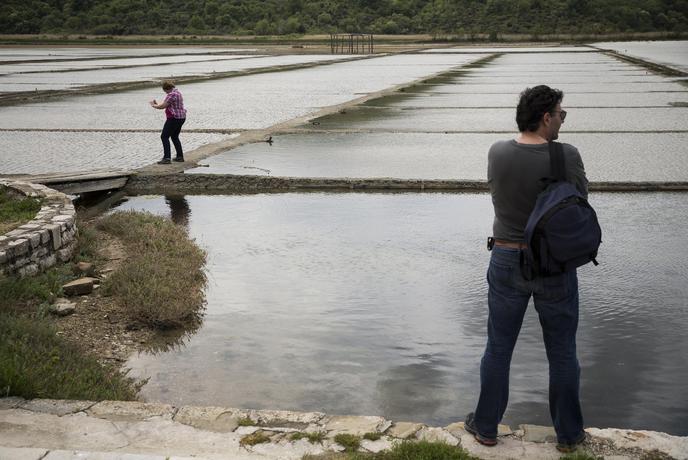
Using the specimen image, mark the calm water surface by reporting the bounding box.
[188,132,688,182]
[592,40,688,71]
[116,192,688,435]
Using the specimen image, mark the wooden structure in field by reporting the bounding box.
[330,33,374,54]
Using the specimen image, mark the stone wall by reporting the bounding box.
[0,180,77,277]
[126,173,688,195]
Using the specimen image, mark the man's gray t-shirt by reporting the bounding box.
[488,140,588,242]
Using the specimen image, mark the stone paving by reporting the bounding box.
[1,398,686,460]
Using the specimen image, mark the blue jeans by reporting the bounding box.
[161,118,185,159]
[474,247,584,444]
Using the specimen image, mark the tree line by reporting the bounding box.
[3,0,687,37]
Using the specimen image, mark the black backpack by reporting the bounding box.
[521,142,602,280]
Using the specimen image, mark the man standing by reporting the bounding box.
[465,85,588,453]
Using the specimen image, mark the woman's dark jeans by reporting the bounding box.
[161,118,186,159]
[474,247,584,444]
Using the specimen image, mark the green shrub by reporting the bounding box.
[334,434,361,452]
[363,432,381,441]
[0,313,137,400]
[97,211,207,329]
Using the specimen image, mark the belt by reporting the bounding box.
[493,239,527,250]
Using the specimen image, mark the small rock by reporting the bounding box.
[62,278,96,296]
[73,261,96,276]
[520,424,557,443]
[49,299,76,316]
[387,422,424,439]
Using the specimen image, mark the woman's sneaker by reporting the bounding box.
[157,158,171,164]
[173,157,184,162]
[556,432,587,453]
[464,413,498,446]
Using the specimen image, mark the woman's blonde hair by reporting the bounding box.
[162,80,175,91]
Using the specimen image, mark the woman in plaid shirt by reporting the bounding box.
[150,80,187,164]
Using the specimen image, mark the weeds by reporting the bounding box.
[240,431,271,447]
[0,265,72,314]
[363,432,382,441]
[97,211,207,329]
[291,431,326,443]
[0,313,137,400]
[238,417,255,426]
[334,434,361,452]
[302,440,478,460]
[0,187,42,234]
[560,452,602,460]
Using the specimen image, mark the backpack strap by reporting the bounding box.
[548,141,566,182]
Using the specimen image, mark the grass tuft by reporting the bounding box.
[0,313,137,400]
[560,452,602,460]
[291,431,327,443]
[0,187,42,234]
[334,434,361,452]
[97,211,207,329]
[240,431,271,447]
[238,417,255,426]
[363,432,382,441]
[302,440,478,460]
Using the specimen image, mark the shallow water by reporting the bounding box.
[116,192,688,436]
[0,131,231,174]
[188,132,688,182]
[311,106,688,132]
[0,55,352,93]
[0,47,252,61]
[0,53,486,131]
[591,40,688,71]
[0,55,252,75]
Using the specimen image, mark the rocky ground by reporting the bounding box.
[1,398,686,460]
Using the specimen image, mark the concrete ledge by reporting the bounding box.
[125,172,688,195]
[1,398,686,460]
[0,179,77,277]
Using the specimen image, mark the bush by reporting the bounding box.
[97,211,207,329]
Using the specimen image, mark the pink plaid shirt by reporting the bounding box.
[164,88,187,119]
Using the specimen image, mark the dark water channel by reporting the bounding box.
[114,192,688,436]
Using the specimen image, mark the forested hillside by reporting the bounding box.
[3,0,687,37]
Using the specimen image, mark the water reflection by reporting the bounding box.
[165,195,191,228]
[115,192,688,435]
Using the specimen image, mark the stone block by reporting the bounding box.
[387,422,423,439]
[20,398,94,416]
[250,409,326,428]
[415,427,460,446]
[87,400,176,421]
[361,438,393,453]
[18,263,39,277]
[520,424,557,443]
[28,232,41,249]
[0,250,7,264]
[57,244,75,263]
[0,446,49,460]
[40,228,51,244]
[0,235,8,243]
[325,415,387,436]
[62,278,95,296]
[18,223,40,231]
[48,224,62,250]
[8,238,30,256]
[174,406,241,433]
[39,254,57,271]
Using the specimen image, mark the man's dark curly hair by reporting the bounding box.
[516,85,563,132]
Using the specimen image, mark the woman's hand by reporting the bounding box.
[149,99,157,107]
